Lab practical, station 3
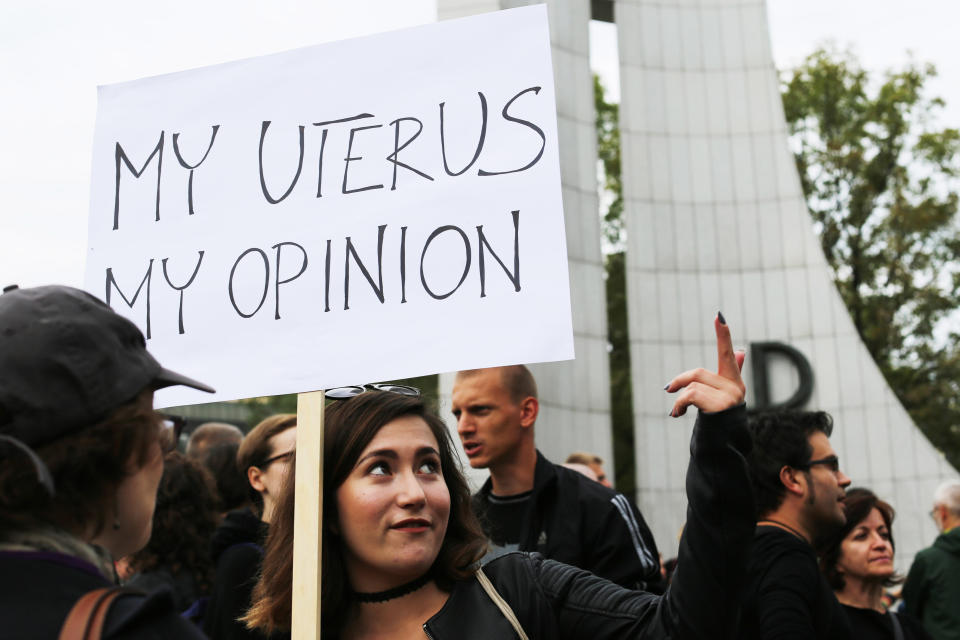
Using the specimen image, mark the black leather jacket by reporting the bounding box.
[426,405,754,640]
[473,449,660,589]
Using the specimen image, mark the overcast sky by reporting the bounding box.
[2,0,956,289]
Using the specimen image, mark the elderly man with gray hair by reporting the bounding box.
[903,480,960,640]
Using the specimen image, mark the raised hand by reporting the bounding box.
[664,312,746,417]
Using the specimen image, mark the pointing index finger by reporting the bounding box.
[715,312,739,382]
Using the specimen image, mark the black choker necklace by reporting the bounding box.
[351,573,431,603]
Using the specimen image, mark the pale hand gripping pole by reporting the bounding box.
[292,390,325,639]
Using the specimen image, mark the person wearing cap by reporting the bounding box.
[0,284,214,638]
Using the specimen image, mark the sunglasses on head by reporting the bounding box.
[325,383,421,401]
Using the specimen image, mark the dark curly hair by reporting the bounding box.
[820,487,902,591]
[244,391,487,635]
[128,452,219,596]
[746,410,834,518]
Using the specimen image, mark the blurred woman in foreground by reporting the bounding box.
[244,315,755,639]
[0,284,213,638]
[820,488,931,640]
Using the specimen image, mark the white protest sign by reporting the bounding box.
[85,5,573,407]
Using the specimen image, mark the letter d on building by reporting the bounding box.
[750,342,814,410]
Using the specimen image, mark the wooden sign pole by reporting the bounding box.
[292,390,325,639]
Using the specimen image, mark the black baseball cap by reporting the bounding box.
[0,284,214,449]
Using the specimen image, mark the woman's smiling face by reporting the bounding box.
[335,414,451,593]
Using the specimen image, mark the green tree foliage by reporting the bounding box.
[782,47,960,468]
[596,75,625,251]
[594,74,636,494]
[238,393,298,427]
[605,251,636,494]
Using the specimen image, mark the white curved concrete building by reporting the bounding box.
[437,0,959,566]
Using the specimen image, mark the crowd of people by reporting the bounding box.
[1,283,958,640]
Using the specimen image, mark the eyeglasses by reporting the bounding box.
[326,383,421,401]
[796,455,841,473]
[259,449,295,468]
[158,413,186,454]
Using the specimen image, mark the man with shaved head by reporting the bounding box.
[186,422,247,516]
[185,422,243,460]
[451,365,660,589]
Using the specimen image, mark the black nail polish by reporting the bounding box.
[718,311,726,325]
[663,383,670,391]
[668,410,674,417]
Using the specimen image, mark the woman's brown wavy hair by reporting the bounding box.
[243,391,486,635]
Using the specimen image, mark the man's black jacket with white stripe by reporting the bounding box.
[472,449,661,589]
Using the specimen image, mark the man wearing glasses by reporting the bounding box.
[740,410,854,639]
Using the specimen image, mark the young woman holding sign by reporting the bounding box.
[245,314,753,639]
